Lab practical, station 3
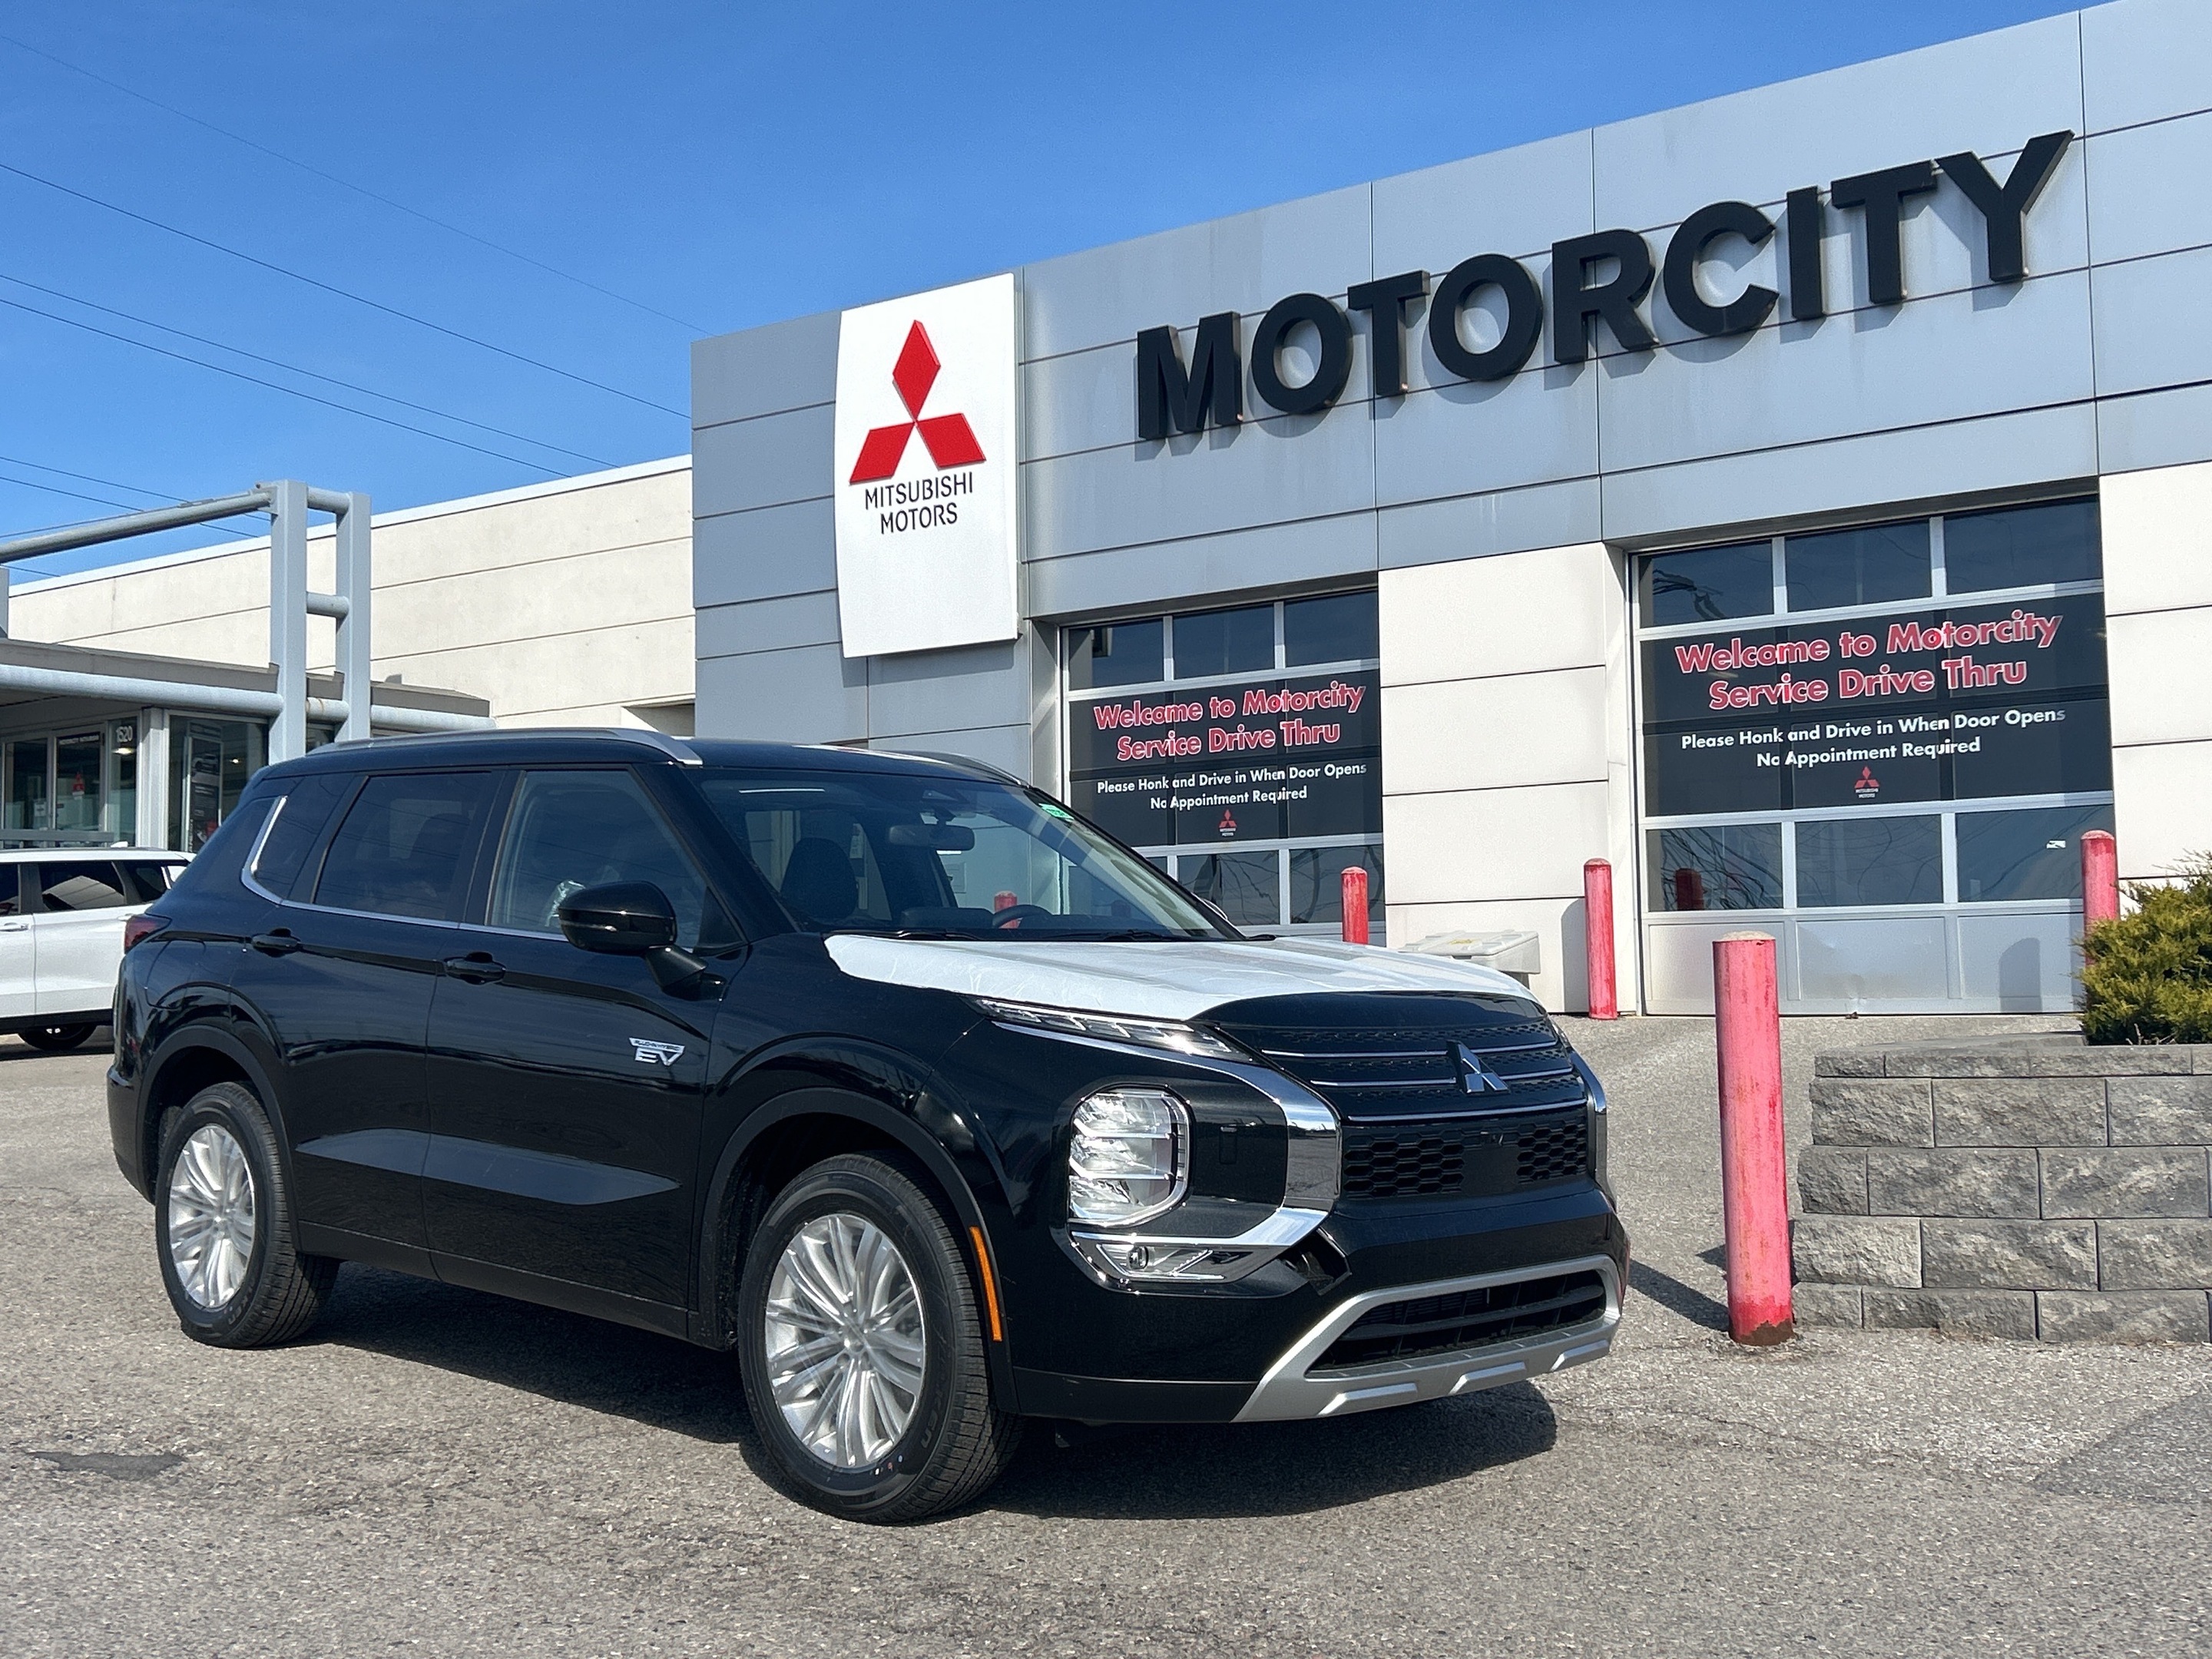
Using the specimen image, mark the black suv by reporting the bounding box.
[110,731,1625,1519]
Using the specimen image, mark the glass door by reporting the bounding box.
[7,737,48,832]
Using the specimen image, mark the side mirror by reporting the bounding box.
[558,882,679,955]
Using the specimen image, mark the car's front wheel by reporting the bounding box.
[154,1081,338,1347]
[20,1022,97,1051]
[736,1152,1020,1522]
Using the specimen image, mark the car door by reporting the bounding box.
[229,769,502,1257]
[424,766,728,1312]
[0,866,33,1019]
[29,859,144,1016]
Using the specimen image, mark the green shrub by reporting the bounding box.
[2081,853,2212,1044]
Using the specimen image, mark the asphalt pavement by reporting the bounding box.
[4,1015,2208,1657]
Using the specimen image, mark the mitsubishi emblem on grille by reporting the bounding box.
[1454,1041,1511,1094]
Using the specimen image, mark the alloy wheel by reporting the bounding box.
[763,1211,927,1469]
[167,1124,257,1310]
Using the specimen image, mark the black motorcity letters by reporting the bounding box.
[1344,270,1428,397]
[1429,254,1544,382]
[1551,228,1658,362]
[1936,131,2071,283]
[1132,131,2075,439]
[1250,292,1353,416]
[1661,200,1780,337]
[1135,311,1242,441]
[1828,160,1939,306]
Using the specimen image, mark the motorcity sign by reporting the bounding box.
[1638,590,2111,817]
[1134,132,2072,439]
[833,272,1018,658]
[1067,668,1382,848]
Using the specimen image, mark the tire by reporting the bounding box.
[736,1152,1021,1522]
[153,1081,339,1348]
[20,1022,97,1052]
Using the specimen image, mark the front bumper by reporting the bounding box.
[1232,1253,1621,1421]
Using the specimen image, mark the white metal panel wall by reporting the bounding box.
[2101,458,2212,884]
[1377,544,1635,1012]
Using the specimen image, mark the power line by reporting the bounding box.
[0,463,267,574]
[0,157,688,419]
[0,451,268,535]
[0,450,191,506]
[0,270,613,469]
[0,30,710,335]
[0,290,569,475]
[0,470,144,515]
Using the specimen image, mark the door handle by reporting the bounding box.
[250,931,303,955]
[0,920,26,932]
[441,952,506,984]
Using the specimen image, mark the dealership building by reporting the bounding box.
[16,0,2208,1019]
[685,0,2212,1017]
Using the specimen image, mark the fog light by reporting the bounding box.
[1068,1088,1188,1227]
[1071,1235,1251,1283]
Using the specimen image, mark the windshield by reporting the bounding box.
[691,767,1230,940]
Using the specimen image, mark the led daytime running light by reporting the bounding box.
[975,997,1243,1060]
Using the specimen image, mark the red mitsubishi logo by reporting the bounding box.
[849,322,985,484]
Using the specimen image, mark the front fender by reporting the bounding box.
[692,1037,1014,1372]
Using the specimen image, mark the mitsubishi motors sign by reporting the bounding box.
[833,272,1018,658]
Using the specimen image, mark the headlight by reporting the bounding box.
[1067,1087,1188,1226]
[975,998,1246,1061]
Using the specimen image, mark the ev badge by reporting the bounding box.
[1454,1041,1510,1095]
[629,1038,686,1068]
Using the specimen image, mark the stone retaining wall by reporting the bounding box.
[1792,1035,2212,1342]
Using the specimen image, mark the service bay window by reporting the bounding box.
[1062,592,1382,936]
[1635,497,2112,1013]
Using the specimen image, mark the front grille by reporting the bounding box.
[1341,1131,1464,1198]
[1516,1114,1586,1184]
[1211,995,1589,1123]
[1313,1270,1610,1373]
[1339,1107,1588,1200]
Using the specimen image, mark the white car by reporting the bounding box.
[0,849,190,1051]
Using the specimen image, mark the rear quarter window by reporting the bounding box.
[248,772,358,899]
[313,771,498,921]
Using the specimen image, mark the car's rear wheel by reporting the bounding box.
[736,1151,1020,1522]
[20,1022,97,1051]
[154,1081,338,1347]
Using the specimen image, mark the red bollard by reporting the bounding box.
[2081,830,2119,929]
[1340,866,1369,945]
[1584,858,1618,1020]
[1712,932,1794,1346]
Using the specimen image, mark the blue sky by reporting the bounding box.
[0,0,2080,578]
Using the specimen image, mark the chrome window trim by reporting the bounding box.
[1233,1253,1621,1422]
[238,792,291,903]
[243,783,467,929]
[246,770,499,931]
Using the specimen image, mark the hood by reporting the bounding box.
[820,934,1537,1022]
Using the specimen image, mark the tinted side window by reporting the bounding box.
[1283,591,1378,666]
[1945,499,2101,593]
[486,770,714,947]
[119,862,179,902]
[314,772,497,921]
[1065,619,1163,690]
[37,861,132,912]
[1638,542,1773,626]
[0,867,20,917]
[250,773,356,898]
